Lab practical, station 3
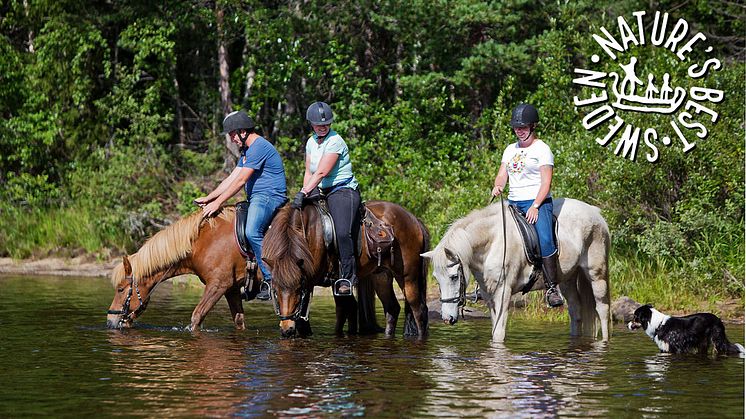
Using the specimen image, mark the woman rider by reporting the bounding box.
[290,102,361,296]
[491,103,563,307]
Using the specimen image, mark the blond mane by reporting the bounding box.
[110,208,235,287]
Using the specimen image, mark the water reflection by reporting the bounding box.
[0,276,742,418]
[107,330,245,416]
[423,333,612,418]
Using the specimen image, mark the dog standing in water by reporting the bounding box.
[628,304,745,357]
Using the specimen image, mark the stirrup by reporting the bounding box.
[332,278,354,297]
[545,285,564,308]
[256,280,272,301]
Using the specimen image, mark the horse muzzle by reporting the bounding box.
[106,314,132,329]
[280,319,297,338]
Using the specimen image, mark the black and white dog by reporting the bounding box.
[628,304,745,356]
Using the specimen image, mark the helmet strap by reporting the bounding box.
[238,130,250,147]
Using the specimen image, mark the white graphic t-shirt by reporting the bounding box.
[501,139,554,201]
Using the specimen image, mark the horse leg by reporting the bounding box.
[334,296,358,335]
[587,267,611,341]
[489,289,512,342]
[188,281,230,332]
[560,275,582,337]
[224,285,245,330]
[400,268,428,337]
[373,276,400,336]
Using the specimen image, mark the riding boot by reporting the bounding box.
[255,280,271,301]
[542,253,564,307]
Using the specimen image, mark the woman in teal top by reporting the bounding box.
[291,102,361,296]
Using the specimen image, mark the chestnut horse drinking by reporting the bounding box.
[262,200,430,338]
[106,207,260,330]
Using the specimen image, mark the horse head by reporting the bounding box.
[263,206,316,338]
[422,244,471,326]
[106,255,157,329]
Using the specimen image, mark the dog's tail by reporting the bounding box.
[712,320,745,357]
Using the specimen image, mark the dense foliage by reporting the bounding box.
[1,1,743,304]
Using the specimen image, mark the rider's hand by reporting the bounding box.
[491,185,504,196]
[194,197,209,207]
[291,191,306,209]
[202,201,221,218]
[526,206,539,224]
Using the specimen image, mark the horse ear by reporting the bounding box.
[122,256,132,276]
[420,250,434,259]
[444,247,457,262]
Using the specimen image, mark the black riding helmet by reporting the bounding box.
[510,103,539,128]
[306,102,334,126]
[221,111,255,134]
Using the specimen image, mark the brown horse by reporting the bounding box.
[106,207,261,330]
[262,200,430,338]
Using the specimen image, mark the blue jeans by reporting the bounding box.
[509,198,557,257]
[245,193,286,282]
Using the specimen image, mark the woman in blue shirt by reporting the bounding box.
[291,102,361,296]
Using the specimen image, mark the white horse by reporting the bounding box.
[421,198,611,342]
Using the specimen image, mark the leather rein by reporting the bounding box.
[106,274,150,328]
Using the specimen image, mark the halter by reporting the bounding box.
[439,259,467,308]
[272,284,311,322]
[106,274,149,328]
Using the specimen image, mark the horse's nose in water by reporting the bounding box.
[280,323,297,338]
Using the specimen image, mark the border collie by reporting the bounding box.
[628,304,745,356]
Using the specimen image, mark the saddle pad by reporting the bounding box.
[508,204,542,266]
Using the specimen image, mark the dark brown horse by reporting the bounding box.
[262,200,430,338]
[106,207,261,330]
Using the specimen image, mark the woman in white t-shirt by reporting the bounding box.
[491,103,563,308]
[290,102,361,297]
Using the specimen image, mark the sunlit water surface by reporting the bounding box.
[0,275,743,417]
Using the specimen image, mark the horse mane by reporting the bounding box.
[434,203,506,267]
[110,208,234,287]
[262,205,313,290]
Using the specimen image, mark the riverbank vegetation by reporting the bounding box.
[1,1,743,313]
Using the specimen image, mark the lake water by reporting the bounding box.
[0,275,743,417]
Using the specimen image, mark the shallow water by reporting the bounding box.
[0,275,743,417]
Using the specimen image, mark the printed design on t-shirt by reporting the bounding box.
[508,151,526,174]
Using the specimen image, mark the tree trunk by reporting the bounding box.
[216,4,240,162]
[23,0,34,53]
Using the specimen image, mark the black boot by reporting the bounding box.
[255,280,271,301]
[542,253,564,308]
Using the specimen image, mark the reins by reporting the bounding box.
[491,193,509,338]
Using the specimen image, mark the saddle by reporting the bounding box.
[507,204,558,294]
[234,201,258,298]
[312,200,396,274]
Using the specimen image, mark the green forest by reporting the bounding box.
[1,0,743,310]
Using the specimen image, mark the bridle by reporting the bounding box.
[107,273,149,328]
[440,259,467,309]
[272,283,311,322]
